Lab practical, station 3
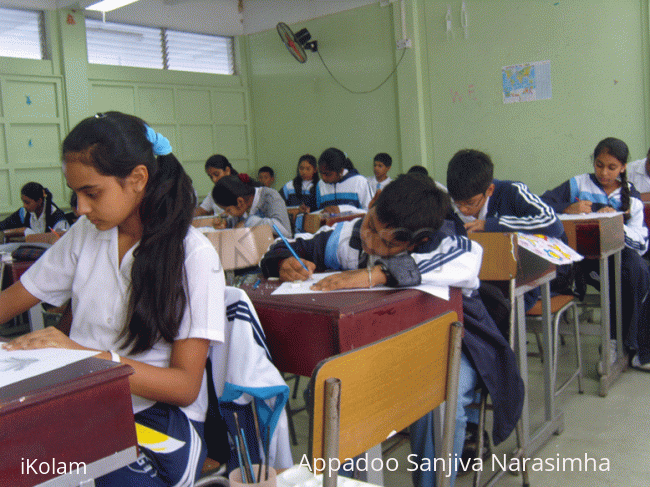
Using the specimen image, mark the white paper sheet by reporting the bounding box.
[558,211,624,220]
[271,272,449,300]
[0,348,100,389]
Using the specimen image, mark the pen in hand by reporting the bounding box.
[272,223,309,272]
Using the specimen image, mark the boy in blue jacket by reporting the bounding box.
[261,174,524,487]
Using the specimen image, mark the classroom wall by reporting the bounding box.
[0,8,254,214]
[246,0,650,194]
[244,3,403,188]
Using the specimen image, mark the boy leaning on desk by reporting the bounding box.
[260,173,524,487]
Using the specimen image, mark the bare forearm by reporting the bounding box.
[0,282,40,324]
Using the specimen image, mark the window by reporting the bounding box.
[0,7,45,60]
[86,19,234,75]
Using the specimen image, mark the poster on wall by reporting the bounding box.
[502,60,552,104]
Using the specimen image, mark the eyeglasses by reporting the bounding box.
[455,193,486,211]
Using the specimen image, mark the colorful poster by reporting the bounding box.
[502,60,552,104]
[516,233,583,265]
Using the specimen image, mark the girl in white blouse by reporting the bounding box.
[1,111,225,486]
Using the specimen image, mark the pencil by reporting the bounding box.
[272,223,309,272]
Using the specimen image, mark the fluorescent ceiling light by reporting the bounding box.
[83,0,138,12]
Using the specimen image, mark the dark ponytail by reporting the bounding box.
[212,174,257,208]
[593,137,630,220]
[318,147,355,173]
[62,111,196,354]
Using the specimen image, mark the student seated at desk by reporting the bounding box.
[367,152,393,196]
[541,137,650,372]
[0,182,69,237]
[260,174,524,487]
[315,147,372,213]
[195,154,238,217]
[212,174,292,238]
[626,145,650,195]
[258,165,276,188]
[281,154,319,213]
[446,149,571,309]
[1,112,225,486]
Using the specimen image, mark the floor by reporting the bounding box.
[285,331,650,486]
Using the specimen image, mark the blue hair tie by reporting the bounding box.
[145,125,172,156]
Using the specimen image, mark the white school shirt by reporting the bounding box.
[627,158,650,194]
[20,216,226,422]
[25,210,70,236]
[367,175,392,196]
[199,192,220,214]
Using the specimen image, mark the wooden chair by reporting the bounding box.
[308,312,463,487]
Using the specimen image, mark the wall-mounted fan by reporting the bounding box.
[277,22,318,63]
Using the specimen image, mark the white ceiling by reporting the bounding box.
[0,0,385,36]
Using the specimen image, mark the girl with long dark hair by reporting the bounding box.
[1,111,225,485]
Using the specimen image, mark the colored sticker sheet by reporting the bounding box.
[516,233,583,265]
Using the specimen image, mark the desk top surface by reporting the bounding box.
[0,357,133,414]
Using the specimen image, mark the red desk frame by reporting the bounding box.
[243,280,463,377]
[0,357,137,486]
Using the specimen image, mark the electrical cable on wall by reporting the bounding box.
[316,48,407,95]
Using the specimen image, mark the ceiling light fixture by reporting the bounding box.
[81,0,138,13]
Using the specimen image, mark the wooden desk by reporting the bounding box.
[303,212,366,234]
[0,357,137,486]
[468,232,560,457]
[243,281,463,379]
[244,281,462,485]
[560,214,625,397]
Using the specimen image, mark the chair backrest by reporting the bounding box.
[308,311,462,483]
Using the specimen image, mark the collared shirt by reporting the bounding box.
[25,210,70,235]
[21,216,225,422]
[627,158,650,194]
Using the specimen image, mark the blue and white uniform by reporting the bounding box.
[542,173,650,364]
[315,169,372,210]
[21,216,226,486]
[455,179,564,237]
[280,179,317,211]
[260,217,524,487]
[541,173,648,254]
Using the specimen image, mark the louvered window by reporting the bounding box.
[164,29,233,75]
[86,19,163,69]
[86,19,234,75]
[0,7,45,60]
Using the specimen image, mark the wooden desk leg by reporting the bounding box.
[598,250,628,397]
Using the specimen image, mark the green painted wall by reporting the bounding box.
[422,0,650,193]
[246,4,402,189]
[0,9,254,213]
[247,0,650,194]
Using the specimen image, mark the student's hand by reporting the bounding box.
[298,203,311,214]
[311,266,387,291]
[564,200,593,214]
[2,327,85,351]
[597,206,616,213]
[322,205,340,215]
[278,257,316,282]
[464,219,486,233]
[212,216,227,229]
[234,221,245,229]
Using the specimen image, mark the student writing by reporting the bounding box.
[0,182,69,236]
[315,147,372,213]
[260,174,524,487]
[541,137,650,372]
[212,173,292,238]
[195,154,238,217]
[280,153,319,213]
[1,112,225,486]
